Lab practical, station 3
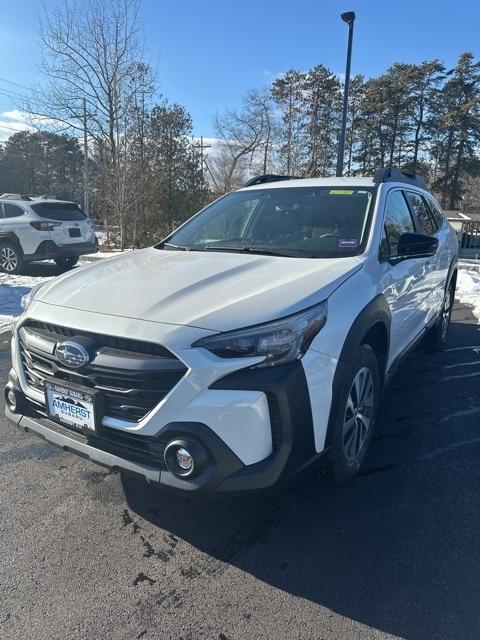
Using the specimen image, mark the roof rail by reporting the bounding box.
[242,174,298,188]
[373,167,428,190]
[0,193,32,201]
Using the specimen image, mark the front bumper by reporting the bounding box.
[24,239,98,262]
[5,361,327,493]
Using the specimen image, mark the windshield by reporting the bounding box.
[31,202,87,221]
[159,186,375,258]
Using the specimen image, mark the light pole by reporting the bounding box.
[83,97,89,215]
[336,11,356,177]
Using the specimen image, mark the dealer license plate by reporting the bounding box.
[44,380,96,432]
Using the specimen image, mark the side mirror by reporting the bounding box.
[390,232,439,264]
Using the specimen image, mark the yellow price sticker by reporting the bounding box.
[329,189,354,195]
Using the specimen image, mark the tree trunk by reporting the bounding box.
[442,129,454,208]
[412,98,424,173]
[450,138,465,209]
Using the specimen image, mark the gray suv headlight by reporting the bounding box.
[193,301,327,368]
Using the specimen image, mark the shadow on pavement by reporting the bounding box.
[123,311,480,639]
[15,262,75,277]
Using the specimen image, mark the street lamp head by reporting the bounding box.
[341,11,356,25]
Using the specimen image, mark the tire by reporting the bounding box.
[426,279,455,352]
[0,241,24,274]
[54,256,79,269]
[328,344,381,484]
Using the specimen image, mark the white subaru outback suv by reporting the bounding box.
[0,197,98,274]
[4,168,458,492]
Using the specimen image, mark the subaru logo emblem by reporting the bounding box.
[55,341,90,369]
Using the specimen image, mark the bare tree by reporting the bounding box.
[26,0,154,248]
[212,91,271,193]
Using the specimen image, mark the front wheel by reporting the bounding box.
[54,256,79,269]
[0,241,23,274]
[426,280,455,351]
[328,344,381,484]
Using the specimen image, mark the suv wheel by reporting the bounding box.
[54,256,79,269]
[426,280,455,351]
[329,344,380,484]
[0,241,23,274]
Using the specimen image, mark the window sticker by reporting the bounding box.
[329,189,354,195]
[338,238,358,249]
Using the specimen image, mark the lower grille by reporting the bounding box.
[23,402,167,470]
[19,321,187,423]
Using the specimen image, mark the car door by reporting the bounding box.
[378,189,432,364]
[403,190,443,324]
[1,202,33,254]
[426,197,454,312]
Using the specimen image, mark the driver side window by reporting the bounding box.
[381,191,416,258]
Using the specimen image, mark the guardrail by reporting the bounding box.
[447,218,480,260]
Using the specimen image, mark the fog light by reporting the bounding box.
[164,438,208,479]
[176,447,193,471]
[5,386,21,413]
[7,389,17,411]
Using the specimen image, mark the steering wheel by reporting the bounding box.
[316,233,339,240]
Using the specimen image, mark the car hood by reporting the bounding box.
[34,248,363,331]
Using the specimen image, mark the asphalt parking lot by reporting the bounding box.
[1,301,479,640]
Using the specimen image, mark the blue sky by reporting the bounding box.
[0,0,479,139]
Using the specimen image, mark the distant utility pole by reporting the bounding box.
[82,97,89,215]
[336,11,356,177]
[193,136,211,181]
[203,158,219,192]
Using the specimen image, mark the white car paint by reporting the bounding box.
[33,248,363,331]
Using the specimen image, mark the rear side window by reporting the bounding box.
[382,190,416,257]
[3,203,24,218]
[428,199,445,228]
[404,192,435,235]
[31,202,86,221]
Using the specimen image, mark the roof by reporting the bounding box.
[238,176,377,191]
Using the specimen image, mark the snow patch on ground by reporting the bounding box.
[456,267,480,322]
[0,272,56,332]
[0,252,126,332]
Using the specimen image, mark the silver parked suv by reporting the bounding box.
[0,196,98,274]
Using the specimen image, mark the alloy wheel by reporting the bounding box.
[441,287,453,340]
[343,366,374,462]
[0,246,18,272]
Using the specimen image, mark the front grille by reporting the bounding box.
[19,321,187,423]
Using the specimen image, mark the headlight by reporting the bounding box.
[193,300,327,368]
[20,283,48,312]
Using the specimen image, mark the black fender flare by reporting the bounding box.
[325,294,391,447]
[446,257,458,294]
[337,294,391,366]
[0,232,23,256]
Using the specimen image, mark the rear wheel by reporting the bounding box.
[0,241,23,274]
[328,344,381,484]
[54,256,79,269]
[426,280,455,351]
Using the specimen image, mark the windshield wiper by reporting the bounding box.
[200,245,299,257]
[162,243,191,251]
